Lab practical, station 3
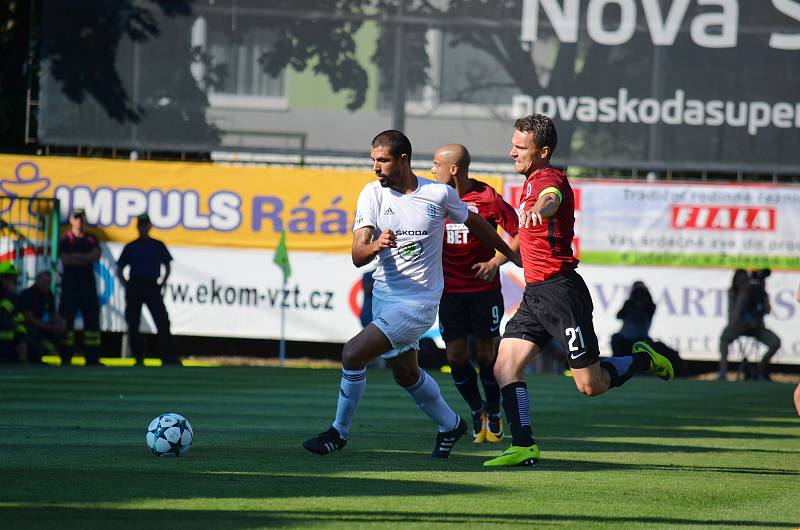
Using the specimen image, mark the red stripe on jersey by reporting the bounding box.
[442,180,519,293]
[518,167,578,284]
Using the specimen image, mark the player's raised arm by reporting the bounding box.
[519,191,560,228]
[464,211,521,267]
[352,226,396,267]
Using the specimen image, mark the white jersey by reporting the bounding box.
[353,176,469,304]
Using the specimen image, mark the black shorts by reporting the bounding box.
[438,290,504,342]
[502,271,600,369]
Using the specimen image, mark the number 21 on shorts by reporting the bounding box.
[565,326,585,358]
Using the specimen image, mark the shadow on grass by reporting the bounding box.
[0,507,795,529]
[546,438,800,455]
[536,457,800,476]
[0,469,488,504]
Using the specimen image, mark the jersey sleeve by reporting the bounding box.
[490,190,520,237]
[444,185,469,223]
[353,185,378,232]
[533,170,565,206]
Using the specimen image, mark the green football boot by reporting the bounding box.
[633,341,674,381]
[483,444,540,467]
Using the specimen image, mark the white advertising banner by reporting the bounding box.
[98,244,366,342]
[578,181,800,270]
[92,243,800,364]
[505,178,800,270]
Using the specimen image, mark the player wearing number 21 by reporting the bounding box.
[484,115,675,467]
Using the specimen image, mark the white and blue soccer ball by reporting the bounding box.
[146,412,193,457]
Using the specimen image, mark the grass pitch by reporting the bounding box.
[0,365,798,529]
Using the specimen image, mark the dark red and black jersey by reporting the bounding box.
[518,166,578,284]
[58,231,99,287]
[442,179,519,293]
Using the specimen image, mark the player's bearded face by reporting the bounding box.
[370,146,403,188]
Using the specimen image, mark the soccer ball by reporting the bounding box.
[146,412,193,457]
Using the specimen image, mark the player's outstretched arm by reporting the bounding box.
[465,211,521,267]
[519,192,559,227]
[352,226,396,267]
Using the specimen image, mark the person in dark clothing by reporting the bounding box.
[610,281,688,377]
[58,208,102,366]
[610,281,656,356]
[0,262,28,363]
[116,214,178,366]
[18,270,64,364]
[719,269,780,381]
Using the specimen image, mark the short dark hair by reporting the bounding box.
[371,130,412,161]
[514,114,558,156]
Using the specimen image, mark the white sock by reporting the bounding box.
[405,370,459,432]
[332,368,366,439]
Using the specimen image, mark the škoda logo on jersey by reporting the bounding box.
[397,241,422,261]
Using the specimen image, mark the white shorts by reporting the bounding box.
[371,296,439,359]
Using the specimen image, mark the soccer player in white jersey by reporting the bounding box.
[303,130,522,458]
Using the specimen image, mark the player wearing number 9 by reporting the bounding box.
[431,143,520,446]
[484,115,675,468]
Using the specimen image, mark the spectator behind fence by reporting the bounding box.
[0,262,27,363]
[611,281,687,377]
[718,269,781,381]
[58,208,102,366]
[116,214,178,366]
[610,281,655,356]
[18,271,64,364]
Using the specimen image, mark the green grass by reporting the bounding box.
[1,366,799,529]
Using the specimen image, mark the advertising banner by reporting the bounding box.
[0,155,504,253]
[90,244,800,364]
[505,178,800,271]
[0,155,371,252]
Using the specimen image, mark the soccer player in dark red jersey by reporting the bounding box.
[483,115,674,467]
[431,143,520,445]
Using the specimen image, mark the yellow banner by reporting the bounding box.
[0,155,504,251]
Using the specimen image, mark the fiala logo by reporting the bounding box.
[398,241,422,261]
[672,204,776,231]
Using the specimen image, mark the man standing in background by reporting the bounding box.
[58,209,102,366]
[431,143,519,445]
[117,214,178,366]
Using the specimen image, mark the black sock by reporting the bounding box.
[500,382,535,447]
[450,361,483,412]
[478,361,501,416]
[600,353,650,388]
